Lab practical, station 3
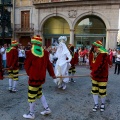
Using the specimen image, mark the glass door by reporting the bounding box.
[76,36,106,49]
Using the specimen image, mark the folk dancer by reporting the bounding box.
[23,35,56,119]
[6,40,19,92]
[89,40,112,112]
[0,53,3,80]
[68,44,78,83]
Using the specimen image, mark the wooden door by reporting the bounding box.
[21,11,30,31]
[19,36,31,46]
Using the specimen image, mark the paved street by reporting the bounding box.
[0,65,120,120]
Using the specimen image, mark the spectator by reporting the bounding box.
[0,53,3,80]
[114,49,120,75]
[1,43,7,74]
[112,49,117,63]
[25,42,32,54]
[109,49,113,62]
[18,45,25,70]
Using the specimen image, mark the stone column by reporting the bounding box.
[39,31,45,46]
[106,29,118,49]
[105,31,109,50]
[70,29,75,45]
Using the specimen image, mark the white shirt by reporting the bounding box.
[18,49,25,57]
[113,51,117,56]
[1,47,6,60]
[116,54,120,61]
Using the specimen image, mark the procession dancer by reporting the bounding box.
[54,36,72,90]
[6,40,19,92]
[23,35,56,119]
[68,44,78,83]
[89,40,112,112]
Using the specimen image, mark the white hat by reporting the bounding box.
[58,36,67,42]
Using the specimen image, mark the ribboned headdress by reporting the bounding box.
[31,35,42,45]
[6,40,19,53]
[92,40,108,53]
[31,35,44,57]
[11,40,19,47]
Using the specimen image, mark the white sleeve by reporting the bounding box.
[1,48,4,52]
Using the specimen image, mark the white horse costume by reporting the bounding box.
[54,36,72,89]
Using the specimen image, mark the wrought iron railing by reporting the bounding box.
[15,23,34,32]
[33,0,75,4]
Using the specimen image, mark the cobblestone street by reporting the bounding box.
[0,65,120,120]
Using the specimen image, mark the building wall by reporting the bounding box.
[14,0,120,49]
[15,0,32,7]
[14,0,33,43]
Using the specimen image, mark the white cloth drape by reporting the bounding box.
[54,42,72,85]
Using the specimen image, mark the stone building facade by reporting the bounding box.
[14,0,120,49]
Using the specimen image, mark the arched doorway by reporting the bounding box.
[43,16,70,48]
[74,15,106,49]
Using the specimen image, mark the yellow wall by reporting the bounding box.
[43,17,70,34]
[15,0,32,7]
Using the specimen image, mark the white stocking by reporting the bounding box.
[93,95,98,105]
[71,73,75,80]
[29,102,36,113]
[13,81,18,89]
[101,97,106,104]
[69,73,71,81]
[9,79,13,88]
[72,72,75,76]
[40,95,49,109]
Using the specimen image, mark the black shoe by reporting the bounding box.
[114,72,116,74]
[71,78,76,83]
[93,104,99,112]
[100,103,105,112]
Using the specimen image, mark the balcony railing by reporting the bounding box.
[15,23,34,33]
[33,0,75,4]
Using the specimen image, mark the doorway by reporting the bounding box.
[19,36,31,46]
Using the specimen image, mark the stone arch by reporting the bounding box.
[39,13,72,31]
[73,11,110,30]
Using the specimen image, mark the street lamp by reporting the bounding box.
[0,0,13,45]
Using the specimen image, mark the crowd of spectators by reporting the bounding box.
[0,42,32,73]
[0,42,120,75]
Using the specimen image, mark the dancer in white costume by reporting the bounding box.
[54,36,72,90]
